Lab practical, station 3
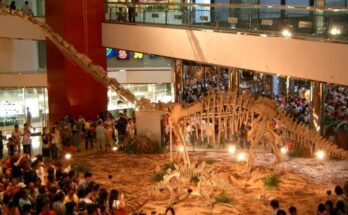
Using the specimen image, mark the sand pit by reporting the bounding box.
[71,151,348,215]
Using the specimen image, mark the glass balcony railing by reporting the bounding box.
[105,2,348,43]
[0,0,45,17]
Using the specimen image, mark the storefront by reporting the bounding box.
[0,87,49,129]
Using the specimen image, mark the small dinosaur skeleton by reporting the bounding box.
[157,162,215,206]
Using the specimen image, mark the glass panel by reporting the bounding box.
[105,2,348,43]
[287,0,310,6]
[326,0,348,8]
[37,41,47,69]
[0,87,49,131]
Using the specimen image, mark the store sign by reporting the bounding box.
[106,48,145,60]
[106,48,115,58]
[116,50,130,60]
[133,52,144,60]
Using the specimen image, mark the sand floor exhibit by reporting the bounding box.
[71,151,348,215]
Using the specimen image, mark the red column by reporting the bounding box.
[46,0,107,123]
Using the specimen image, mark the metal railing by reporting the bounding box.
[0,0,45,17]
[105,2,348,43]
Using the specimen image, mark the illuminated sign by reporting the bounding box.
[133,52,144,60]
[116,50,130,60]
[106,48,115,58]
[106,48,147,60]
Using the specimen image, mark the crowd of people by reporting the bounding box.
[274,93,311,125]
[270,184,348,215]
[324,86,348,123]
[0,110,137,161]
[0,151,132,214]
[0,111,140,214]
[182,72,229,103]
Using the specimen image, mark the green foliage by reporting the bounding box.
[191,176,200,184]
[151,163,175,182]
[263,174,280,189]
[124,143,138,154]
[215,193,233,204]
[72,165,90,174]
[152,144,166,154]
[162,163,175,172]
[206,159,215,164]
[151,172,165,182]
[288,150,303,158]
[329,155,342,161]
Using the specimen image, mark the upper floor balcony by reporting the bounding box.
[105,2,348,43]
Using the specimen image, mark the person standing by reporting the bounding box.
[12,124,21,154]
[127,118,135,138]
[9,0,15,10]
[61,122,72,152]
[51,127,60,160]
[95,121,106,152]
[116,113,128,148]
[84,119,94,150]
[41,127,50,162]
[0,130,5,159]
[22,123,32,155]
[127,0,136,23]
[26,107,32,128]
[21,1,34,16]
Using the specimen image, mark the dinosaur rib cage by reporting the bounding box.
[177,92,348,160]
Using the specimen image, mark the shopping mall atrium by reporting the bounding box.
[0,0,348,214]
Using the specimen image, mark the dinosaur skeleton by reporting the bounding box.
[2,7,347,177]
[157,162,216,206]
[167,92,348,173]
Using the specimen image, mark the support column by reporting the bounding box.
[229,68,239,94]
[311,81,323,134]
[45,0,107,124]
[173,59,183,102]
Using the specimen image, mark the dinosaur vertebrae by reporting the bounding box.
[0,8,137,104]
[169,92,348,160]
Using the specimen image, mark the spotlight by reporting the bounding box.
[329,26,341,35]
[281,29,292,38]
[135,107,139,111]
[280,146,288,154]
[228,145,236,154]
[112,146,118,152]
[237,152,246,161]
[64,153,72,160]
[315,150,325,160]
[178,146,184,152]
